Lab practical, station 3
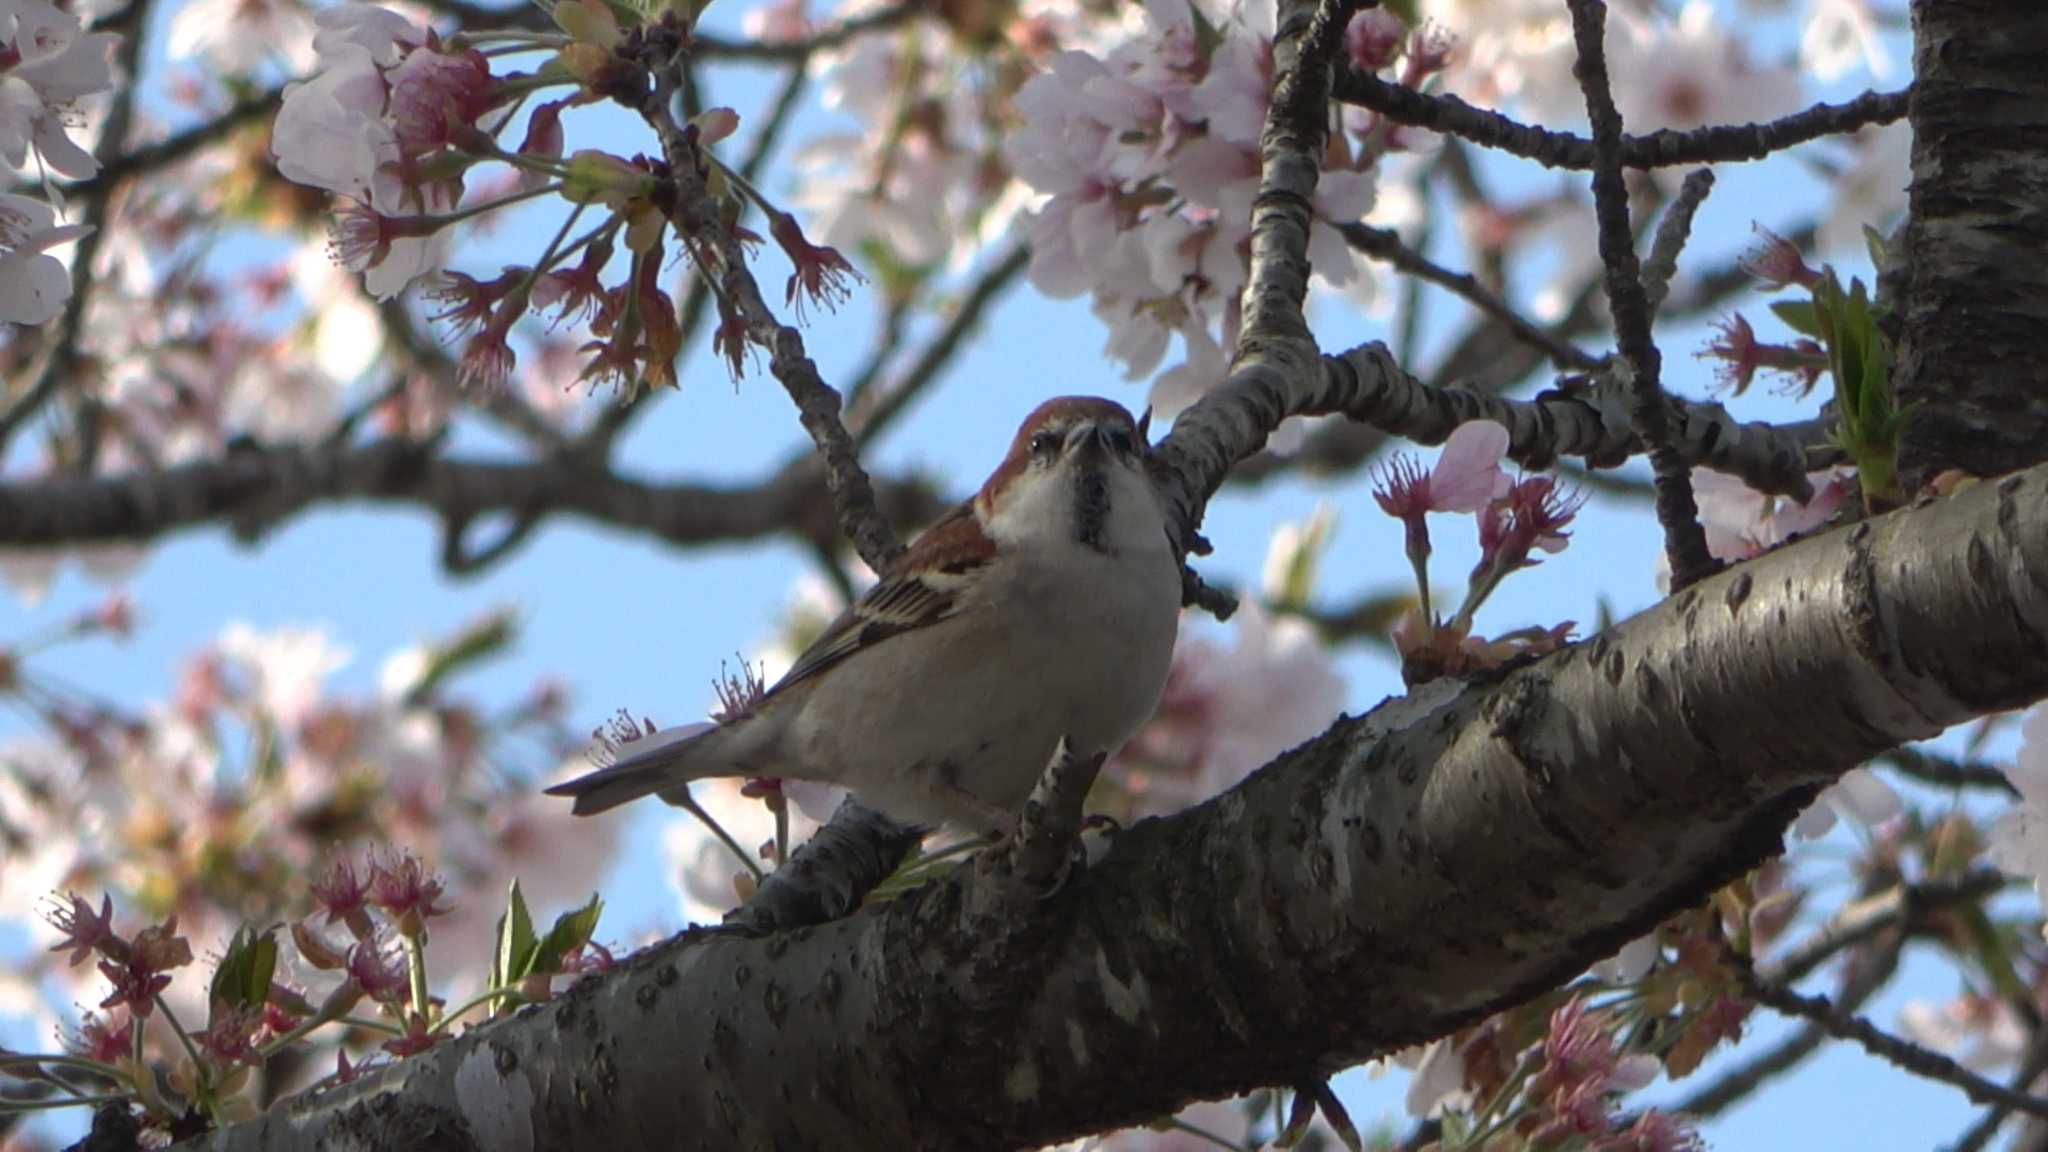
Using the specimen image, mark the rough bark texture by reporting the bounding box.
[1894,1,2048,483]
[189,464,2048,1152]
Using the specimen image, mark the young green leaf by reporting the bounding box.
[1767,299,1824,340]
[210,924,279,1016]
[491,879,538,990]
[530,893,605,976]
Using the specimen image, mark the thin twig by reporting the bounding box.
[1737,958,2048,1122]
[1950,1026,2048,1152]
[69,87,284,199]
[1762,870,2007,988]
[585,62,811,457]
[1883,748,2017,795]
[1674,932,1903,1117]
[637,27,902,571]
[1341,222,1601,371]
[0,439,950,558]
[1567,0,1716,589]
[1332,70,1909,172]
[1642,168,1716,318]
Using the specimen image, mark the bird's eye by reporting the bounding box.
[1105,429,1135,455]
[1029,430,1061,457]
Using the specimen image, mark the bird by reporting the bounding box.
[545,396,1186,838]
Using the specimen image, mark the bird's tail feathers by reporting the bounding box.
[545,723,740,816]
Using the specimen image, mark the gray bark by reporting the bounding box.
[1894,1,2048,482]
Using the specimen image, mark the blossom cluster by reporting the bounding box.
[1369,419,1585,684]
[0,606,617,1027]
[0,0,119,324]
[265,0,866,397]
[1005,0,1389,431]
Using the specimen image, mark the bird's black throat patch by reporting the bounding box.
[1072,466,1111,553]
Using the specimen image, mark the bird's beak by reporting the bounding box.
[1065,421,1105,456]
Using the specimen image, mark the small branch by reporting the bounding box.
[723,798,922,935]
[584,62,811,457]
[1567,0,1716,590]
[0,440,950,562]
[1737,960,2048,1122]
[689,1,923,61]
[1882,748,2018,795]
[68,87,284,199]
[1951,1026,2048,1152]
[1231,216,1824,489]
[1673,932,1903,1118]
[639,37,903,571]
[1340,222,1601,372]
[1331,71,1909,172]
[1641,168,1715,318]
[1316,341,1824,498]
[1760,870,2007,988]
[1151,0,1356,550]
[985,739,1106,900]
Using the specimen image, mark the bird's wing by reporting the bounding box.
[770,502,995,695]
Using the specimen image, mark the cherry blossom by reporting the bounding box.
[1687,467,1852,565]
[1110,601,1345,816]
[1899,993,2028,1073]
[1790,765,1902,840]
[1006,0,1379,426]
[1801,0,1889,83]
[0,0,121,178]
[167,0,317,75]
[1989,706,2048,928]
[0,191,89,324]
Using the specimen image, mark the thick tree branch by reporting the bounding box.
[1156,0,1346,549]
[1332,71,1909,172]
[184,455,2048,1151]
[0,441,948,559]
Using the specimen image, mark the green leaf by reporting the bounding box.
[1767,299,1824,339]
[491,879,537,991]
[1863,224,1888,270]
[209,924,279,1016]
[1380,0,1420,25]
[529,893,605,976]
[403,609,520,707]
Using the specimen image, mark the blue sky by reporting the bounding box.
[5,0,2012,1147]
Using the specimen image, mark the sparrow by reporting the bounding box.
[546,396,1185,837]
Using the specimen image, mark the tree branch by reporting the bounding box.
[1893,2,2048,483]
[181,451,2048,1151]
[1738,958,2048,1122]
[1331,71,1909,172]
[0,441,949,560]
[1567,0,1716,590]
[638,32,902,571]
